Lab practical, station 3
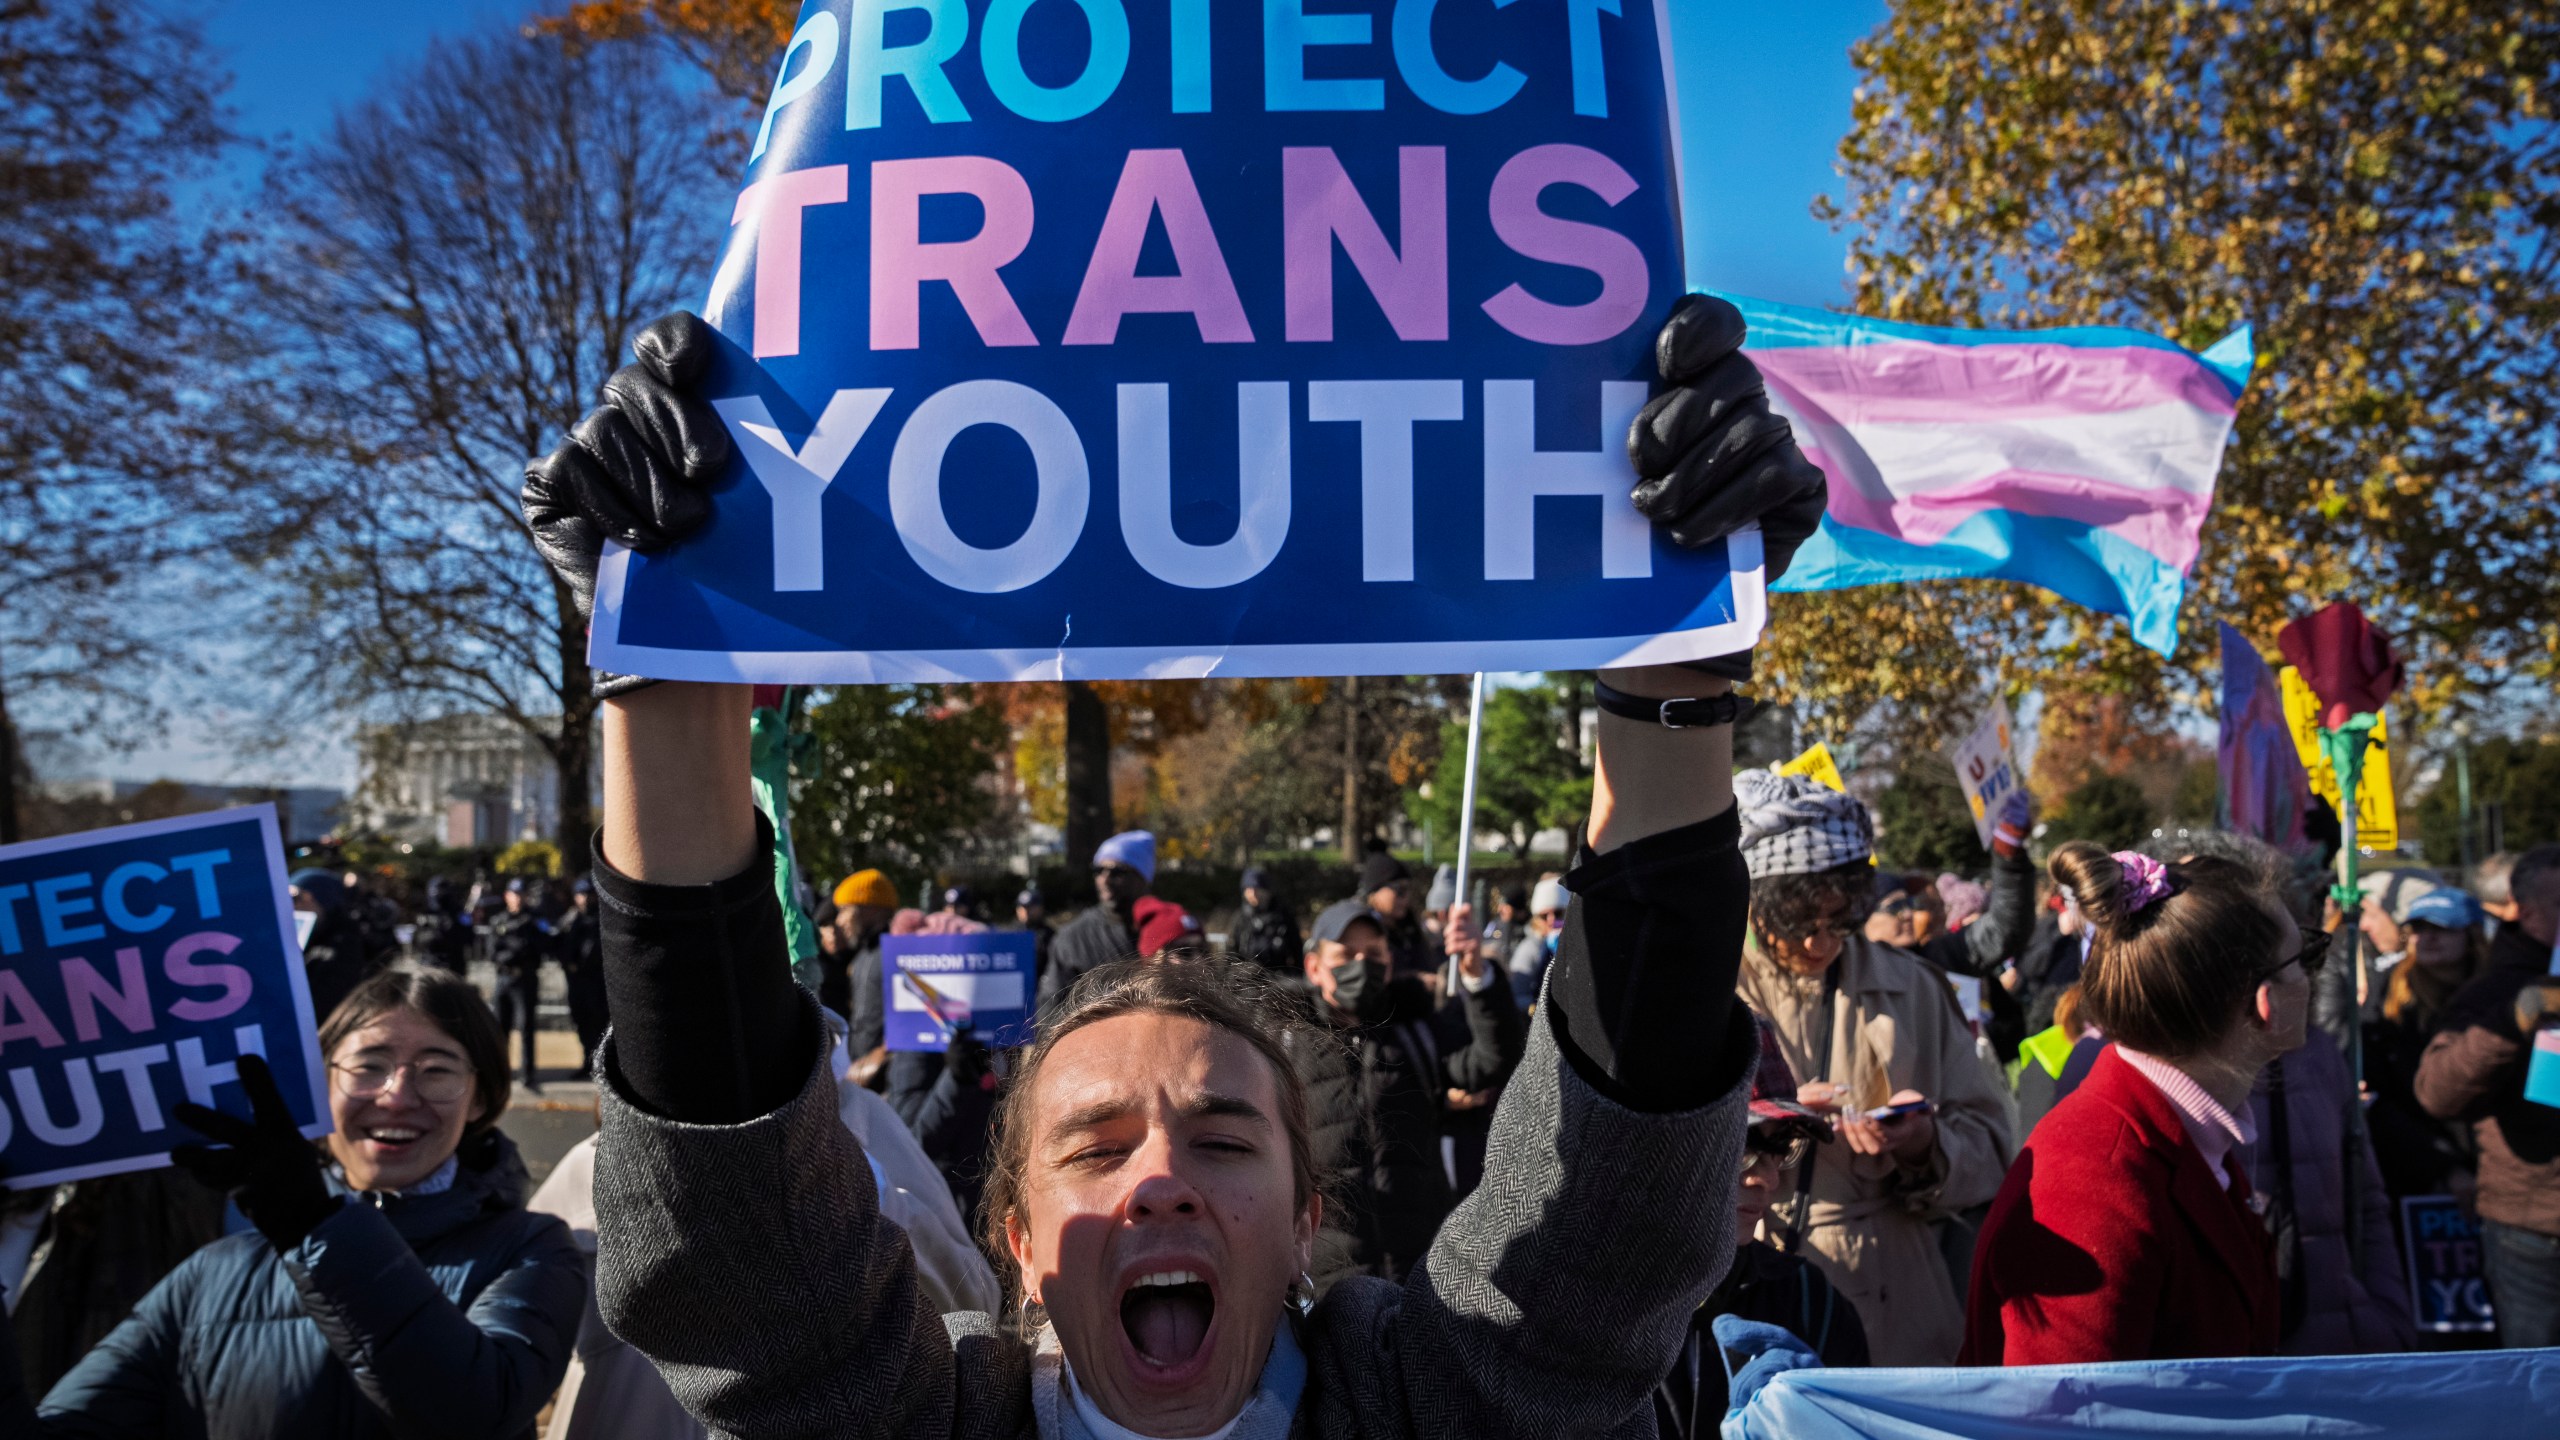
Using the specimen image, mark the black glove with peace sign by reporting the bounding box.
[521,312,732,696]
[1628,293,1829,583]
[170,1053,340,1252]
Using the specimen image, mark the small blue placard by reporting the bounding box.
[881,931,1038,1052]
[590,0,1762,683]
[0,806,330,1188]
[2400,1194,2495,1334]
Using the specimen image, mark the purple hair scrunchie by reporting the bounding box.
[2113,851,2176,913]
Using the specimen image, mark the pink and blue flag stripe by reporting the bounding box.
[1728,295,2251,656]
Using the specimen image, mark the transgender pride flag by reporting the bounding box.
[1730,295,2252,656]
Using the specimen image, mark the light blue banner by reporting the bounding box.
[1726,1349,2560,1440]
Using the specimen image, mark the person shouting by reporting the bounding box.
[508,289,1825,1438]
[1732,771,2014,1367]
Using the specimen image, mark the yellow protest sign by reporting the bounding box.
[2278,667,2398,849]
[1777,741,1847,794]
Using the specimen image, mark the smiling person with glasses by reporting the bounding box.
[5,967,584,1439]
[1965,843,2325,1364]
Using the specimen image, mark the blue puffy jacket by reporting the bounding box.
[10,1130,583,1439]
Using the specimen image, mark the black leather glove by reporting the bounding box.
[171,1053,341,1253]
[946,1025,995,1092]
[1623,294,1830,680]
[1627,294,1830,580]
[521,312,732,696]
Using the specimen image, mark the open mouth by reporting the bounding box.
[1119,1269,1216,1371]
[362,1126,424,1150]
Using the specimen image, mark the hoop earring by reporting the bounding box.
[1290,1270,1316,1318]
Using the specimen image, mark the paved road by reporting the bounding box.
[495,1030,596,1190]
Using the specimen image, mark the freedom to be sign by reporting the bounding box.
[591,0,1763,683]
[0,807,327,1188]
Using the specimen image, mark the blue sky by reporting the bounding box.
[205,0,1888,307]
[119,2,1891,788]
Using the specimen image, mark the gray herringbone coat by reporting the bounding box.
[592,992,1750,1439]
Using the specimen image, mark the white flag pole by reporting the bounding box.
[1448,672,1488,991]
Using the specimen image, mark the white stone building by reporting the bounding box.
[353,714,595,847]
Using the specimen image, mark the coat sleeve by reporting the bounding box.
[2413,1017,2523,1123]
[1959,849,2036,977]
[848,946,886,1056]
[593,990,1027,1440]
[280,1201,585,1440]
[887,1050,997,1176]
[1367,809,1757,1439]
[1985,1130,2171,1364]
[1436,969,1525,1094]
[13,1252,197,1437]
[2348,1118,2418,1351]
[1903,988,2016,1216]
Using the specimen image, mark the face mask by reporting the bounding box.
[1331,957,1390,1023]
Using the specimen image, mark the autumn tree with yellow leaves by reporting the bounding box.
[1777,0,2560,757]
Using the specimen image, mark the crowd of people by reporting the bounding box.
[3,294,2554,1438]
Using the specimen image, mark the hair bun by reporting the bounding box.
[2049,840,2130,934]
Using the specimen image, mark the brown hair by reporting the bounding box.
[318,966,512,1141]
[2052,983,2087,1040]
[2382,923,2486,1024]
[979,953,1330,1306]
[2051,841,2285,1060]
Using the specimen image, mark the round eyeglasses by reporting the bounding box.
[331,1059,472,1105]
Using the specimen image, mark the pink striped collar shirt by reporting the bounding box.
[2114,1047,2258,1188]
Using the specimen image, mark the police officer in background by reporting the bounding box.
[486,878,552,1094]
[559,877,609,1072]
[1237,867,1303,977]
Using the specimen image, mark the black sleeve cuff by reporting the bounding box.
[593,814,814,1124]
[1547,803,1750,1112]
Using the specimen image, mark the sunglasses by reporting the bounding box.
[1875,894,1917,916]
[1745,1129,1816,1172]
[1759,915,1852,947]
[2257,926,2332,984]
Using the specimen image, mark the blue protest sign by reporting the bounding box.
[0,806,328,1189]
[2401,1194,2496,1334]
[591,0,1761,683]
[881,931,1038,1051]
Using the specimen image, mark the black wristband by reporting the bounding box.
[1590,678,1742,729]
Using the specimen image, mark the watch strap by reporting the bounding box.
[1590,678,1742,729]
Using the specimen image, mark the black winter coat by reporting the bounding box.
[9,1132,584,1440]
[1036,904,1137,1009]
[1654,1241,1869,1439]
[1296,972,1525,1289]
[1238,901,1303,976]
[486,910,551,985]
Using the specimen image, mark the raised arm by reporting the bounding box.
[1959,815,2038,977]
[531,318,1022,1439]
[1370,665,1756,1439]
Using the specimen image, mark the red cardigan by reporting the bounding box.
[1961,1046,2279,1364]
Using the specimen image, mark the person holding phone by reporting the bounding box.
[1733,771,2015,1367]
